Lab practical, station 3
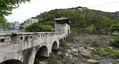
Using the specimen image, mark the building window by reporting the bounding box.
[0,39,5,42]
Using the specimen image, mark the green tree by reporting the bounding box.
[0,16,10,29]
[0,0,30,17]
[109,22,119,32]
[86,24,96,34]
[42,25,53,31]
[0,0,30,30]
[25,22,53,32]
[25,22,43,32]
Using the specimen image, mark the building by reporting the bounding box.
[8,21,20,31]
[13,21,20,30]
[23,18,38,28]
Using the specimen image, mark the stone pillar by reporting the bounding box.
[27,47,37,64]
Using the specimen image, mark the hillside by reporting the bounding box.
[31,6,119,34]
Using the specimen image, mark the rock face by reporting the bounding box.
[37,35,118,64]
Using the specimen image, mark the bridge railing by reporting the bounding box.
[0,30,67,54]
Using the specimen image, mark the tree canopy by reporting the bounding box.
[0,0,30,17]
[109,22,119,32]
[35,8,118,29]
[32,8,119,34]
[25,22,53,32]
[0,0,30,30]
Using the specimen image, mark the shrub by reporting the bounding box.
[111,39,119,48]
[91,41,100,47]
[94,48,119,58]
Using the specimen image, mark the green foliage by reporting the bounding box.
[0,16,11,29]
[109,22,119,32]
[0,0,30,30]
[111,39,119,48]
[94,47,119,57]
[34,8,118,32]
[25,22,53,32]
[91,41,100,47]
[86,24,96,34]
[25,22,43,32]
[0,0,30,17]
[42,25,53,31]
[113,62,119,64]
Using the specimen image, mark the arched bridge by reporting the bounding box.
[0,18,70,64]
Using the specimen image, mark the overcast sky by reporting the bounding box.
[5,0,119,23]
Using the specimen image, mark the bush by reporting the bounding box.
[91,41,100,47]
[111,39,119,48]
[113,62,119,64]
[25,22,53,32]
[94,48,119,58]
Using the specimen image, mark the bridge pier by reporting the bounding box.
[27,48,37,64]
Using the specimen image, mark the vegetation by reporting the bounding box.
[109,22,119,32]
[31,7,119,34]
[113,62,119,64]
[0,0,30,17]
[91,41,100,47]
[0,0,30,30]
[86,24,96,34]
[94,47,119,58]
[0,17,11,30]
[25,22,53,32]
[111,39,119,48]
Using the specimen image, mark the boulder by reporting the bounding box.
[78,47,91,58]
[87,59,99,64]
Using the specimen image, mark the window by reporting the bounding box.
[0,39,5,42]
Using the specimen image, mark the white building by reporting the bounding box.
[10,21,20,30]
[23,18,38,28]
[14,21,20,29]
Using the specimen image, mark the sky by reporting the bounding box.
[5,0,119,23]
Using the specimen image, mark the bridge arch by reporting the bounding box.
[34,46,49,64]
[36,46,48,57]
[52,41,58,50]
[59,39,63,45]
[1,59,22,64]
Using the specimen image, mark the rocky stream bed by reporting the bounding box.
[35,35,119,64]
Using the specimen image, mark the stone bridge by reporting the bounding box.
[0,18,70,64]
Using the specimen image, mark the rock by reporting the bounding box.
[88,47,95,50]
[87,59,99,64]
[66,53,69,56]
[72,48,78,53]
[117,59,119,62]
[79,47,91,58]
[80,53,91,58]
[58,51,62,55]
[108,47,113,50]
[67,50,71,53]
[69,55,73,59]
